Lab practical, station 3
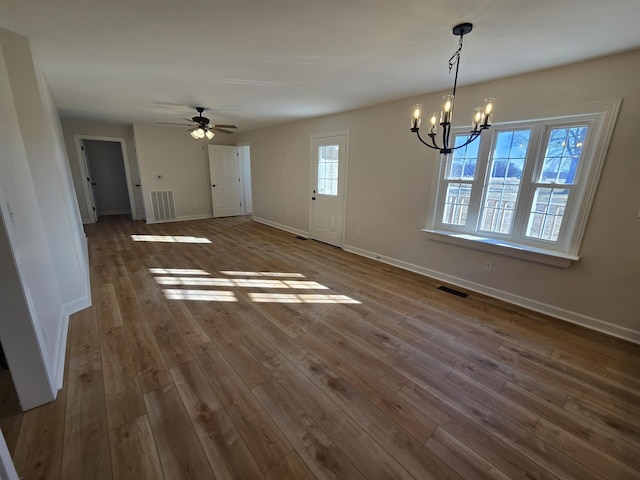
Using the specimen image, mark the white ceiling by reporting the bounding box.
[2,0,640,132]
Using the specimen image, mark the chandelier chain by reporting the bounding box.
[448,35,464,75]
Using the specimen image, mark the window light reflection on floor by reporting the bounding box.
[248,293,361,304]
[151,269,359,304]
[131,234,212,244]
[220,271,305,278]
[163,289,237,302]
[155,277,329,289]
[149,268,211,276]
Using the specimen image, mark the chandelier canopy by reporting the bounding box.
[410,23,494,154]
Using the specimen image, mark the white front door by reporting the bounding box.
[310,133,348,247]
[208,145,243,218]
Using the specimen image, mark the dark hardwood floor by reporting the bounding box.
[2,215,639,479]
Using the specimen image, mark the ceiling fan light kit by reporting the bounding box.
[190,127,214,139]
[410,23,495,154]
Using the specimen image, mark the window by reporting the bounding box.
[426,100,620,264]
[317,144,339,196]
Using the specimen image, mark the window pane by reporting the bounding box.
[479,130,530,234]
[526,187,568,241]
[442,183,471,226]
[539,126,587,184]
[445,135,478,180]
[317,145,339,195]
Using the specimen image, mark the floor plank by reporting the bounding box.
[144,383,214,479]
[109,416,164,480]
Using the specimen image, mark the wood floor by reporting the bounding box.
[2,215,639,479]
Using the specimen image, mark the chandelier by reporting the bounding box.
[410,23,494,154]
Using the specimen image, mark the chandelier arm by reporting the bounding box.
[413,129,440,150]
[450,130,482,151]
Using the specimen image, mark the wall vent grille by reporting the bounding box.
[150,190,176,221]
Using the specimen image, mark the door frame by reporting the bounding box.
[208,144,244,218]
[236,142,252,215]
[73,135,137,223]
[309,129,350,247]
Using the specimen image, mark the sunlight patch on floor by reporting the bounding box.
[220,271,306,278]
[155,277,328,289]
[248,293,361,304]
[131,234,212,244]
[163,289,237,302]
[149,268,211,276]
[151,268,359,304]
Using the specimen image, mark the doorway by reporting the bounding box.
[208,144,252,217]
[74,135,138,223]
[310,131,349,247]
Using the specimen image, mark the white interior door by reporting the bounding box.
[311,133,348,247]
[208,145,243,218]
[80,140,98,222]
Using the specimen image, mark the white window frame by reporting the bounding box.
[424,100,621,267]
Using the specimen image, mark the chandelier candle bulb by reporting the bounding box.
[430,112,438,135]
[483,98,495,126]
[441,95,454,124]
[472,107,483,131]
[411,104,423,129]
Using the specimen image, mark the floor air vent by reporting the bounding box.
[150,190,176,221]
[437,285,469,298]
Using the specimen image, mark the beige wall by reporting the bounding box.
[132,124,235,222]
[236,49,640,341]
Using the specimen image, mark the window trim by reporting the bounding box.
[425,99,621,266]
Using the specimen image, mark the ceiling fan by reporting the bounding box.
[159,107,238,139]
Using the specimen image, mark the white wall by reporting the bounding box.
[133,123,235,222]
[236,49,640,342]
[0,27,89,408]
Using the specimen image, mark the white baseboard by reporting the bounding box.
[178,213,214,222]
[341,244,640,345]
[55,235,92,390]
[252,216,309,238]
[53,312,70,391]
[98,209,131,216]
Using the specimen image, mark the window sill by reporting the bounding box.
[423,229,579,267]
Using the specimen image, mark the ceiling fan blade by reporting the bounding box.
[158,122,193,126]
[212,127,235,134]
[211,124,237,129]
[181,117,196,123]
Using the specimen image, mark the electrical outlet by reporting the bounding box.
[483,260,494,272]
